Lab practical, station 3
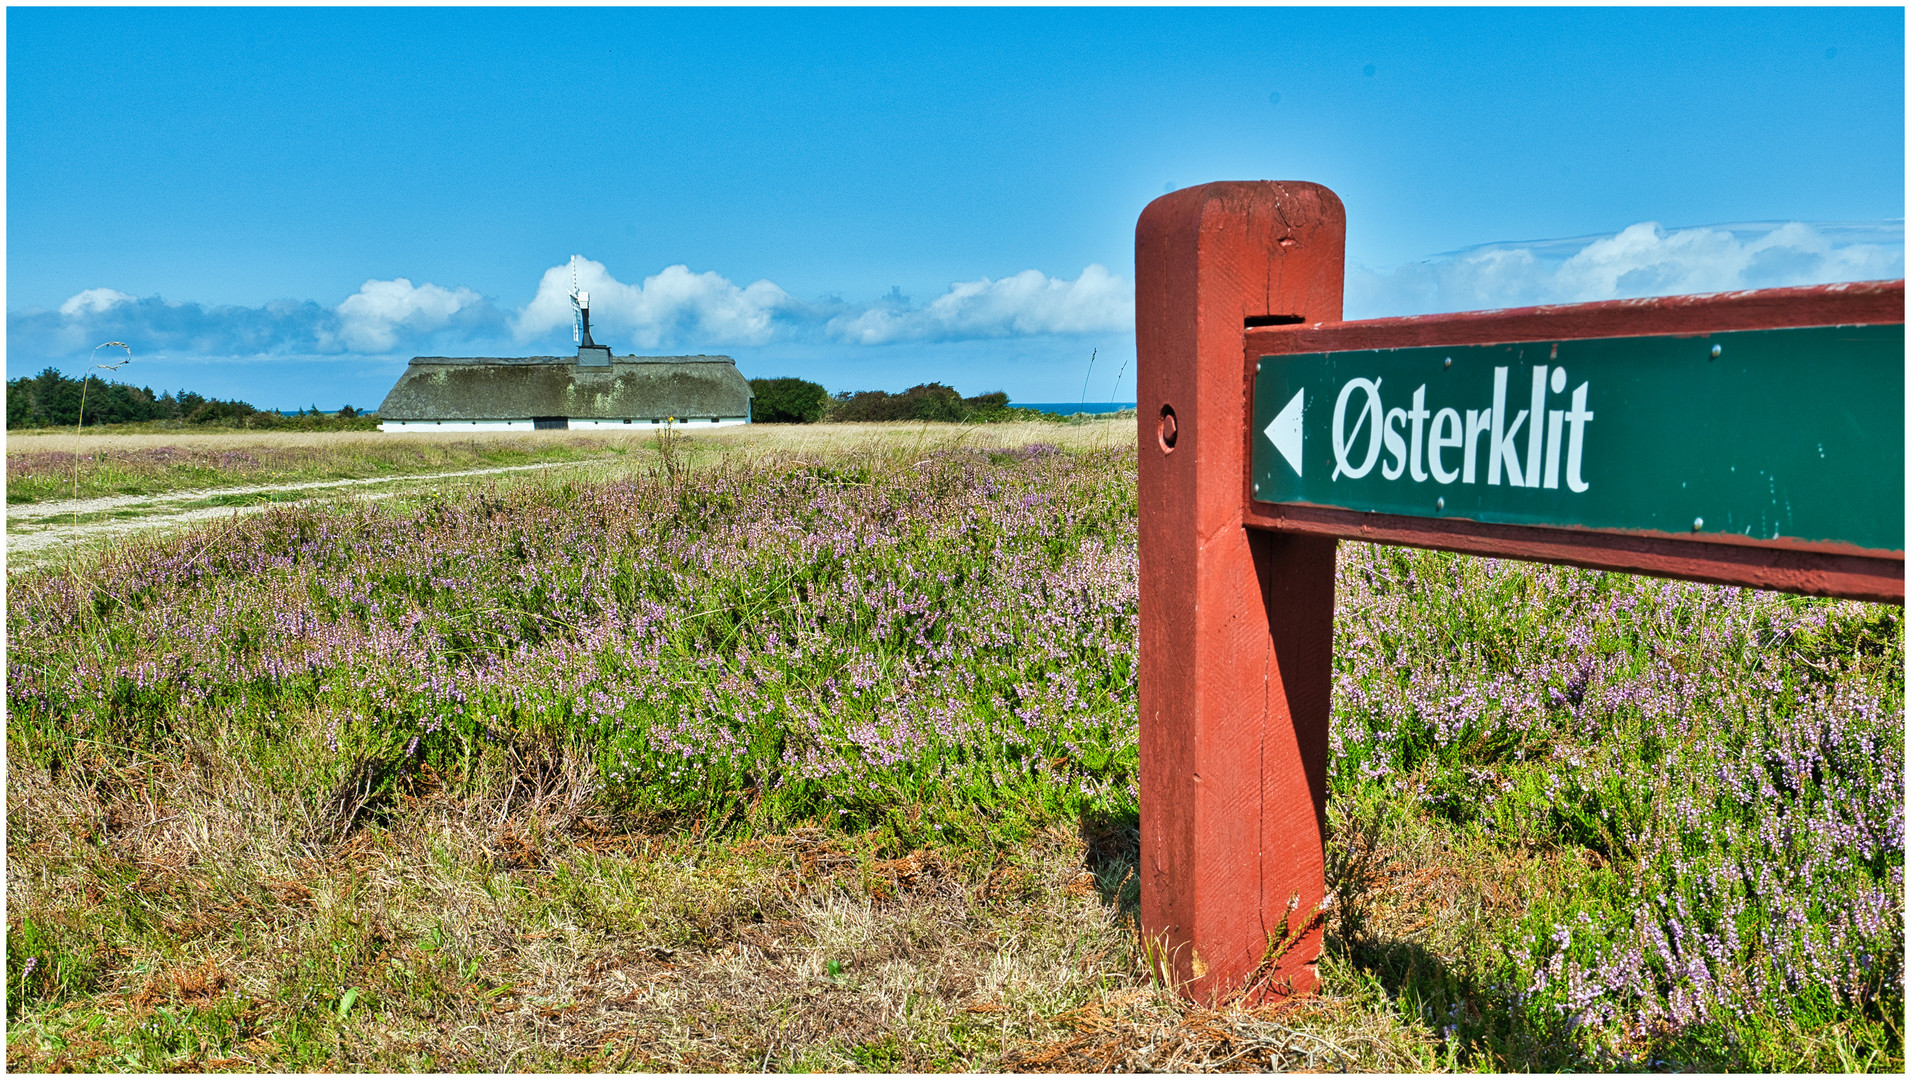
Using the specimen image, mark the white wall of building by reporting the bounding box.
[568,417,750,430]
[381,417,750,432]
[380,419,535,432]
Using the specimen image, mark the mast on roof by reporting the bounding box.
[569,255,595,349]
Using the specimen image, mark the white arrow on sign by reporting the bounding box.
[1263,388,1305,476]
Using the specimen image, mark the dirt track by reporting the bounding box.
[4,459,592,561]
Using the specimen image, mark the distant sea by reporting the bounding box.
[1009,402,1138,416]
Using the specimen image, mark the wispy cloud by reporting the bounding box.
[826,265,1132,344]
[58,288,137,318]
[1347,220,1904,319]
[12,259,1133,361]
[511,256,1129,347]
[10,279,507,363]
[16,220,1891,364]
[11,293,341,361]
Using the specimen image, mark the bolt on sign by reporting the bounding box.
[1135,181,1904,1008]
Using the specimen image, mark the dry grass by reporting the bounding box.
[6,418,1130,458]
[5,706,1145,1071]
[5,704,1478,1072]
[1001,991,1433,1072]
[13,701,1860,1071]
[8,428,451,454]
[5,419,1132,517]
[687,419,1133,454]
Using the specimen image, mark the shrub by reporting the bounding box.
[824,383,1017,424]
[964,391,1015,422]
[748,377,829,423]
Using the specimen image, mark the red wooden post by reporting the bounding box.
[1135,181,1347,1002]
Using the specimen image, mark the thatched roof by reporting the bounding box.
[377,355,752,420]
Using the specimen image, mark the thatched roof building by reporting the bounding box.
[377,350,752,432]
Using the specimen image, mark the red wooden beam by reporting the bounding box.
[1242,281,1906,603]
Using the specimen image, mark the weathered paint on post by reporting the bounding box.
[1135,182,1345,1003]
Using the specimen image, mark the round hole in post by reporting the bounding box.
[1157,404,1179,453]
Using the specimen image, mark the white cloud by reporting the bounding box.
[16,258,1139,363]
[329,278,486,352]
[15,279,499,360]
[22,223,1893,367]
[827,265,1132,345]
[1347,220,1904,319]
[58,288,136,317]
[512,258,1134,351]
[514,257,794,348]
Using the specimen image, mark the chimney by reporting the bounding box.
[575,292,611,366]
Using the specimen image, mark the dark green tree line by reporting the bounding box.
[747,377,1016,424]
[7,368,372,430]
[826,382,1014,423]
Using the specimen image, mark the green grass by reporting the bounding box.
[4,435,630,504]
[9,492,327,528]
[8,414,385,437]
[5,435,1900,1071]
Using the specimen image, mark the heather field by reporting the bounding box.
[5,429,1903,1071]
[3,422,1124,567]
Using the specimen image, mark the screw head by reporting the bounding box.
[1435,496,1445,511]
[1253,482,1261,495]
[1255,360,1262,373]
[1710,344,1723,359]
[1443,357,1452,369]
[1692,516,1705,531]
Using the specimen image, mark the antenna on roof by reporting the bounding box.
[568,255,595,349]
[569,256,583,345]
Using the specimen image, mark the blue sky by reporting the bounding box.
[8,6,1904,411]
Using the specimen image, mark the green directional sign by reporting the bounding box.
[1250,324,1905,552]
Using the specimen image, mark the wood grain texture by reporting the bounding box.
[1136,181,1345,1003]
